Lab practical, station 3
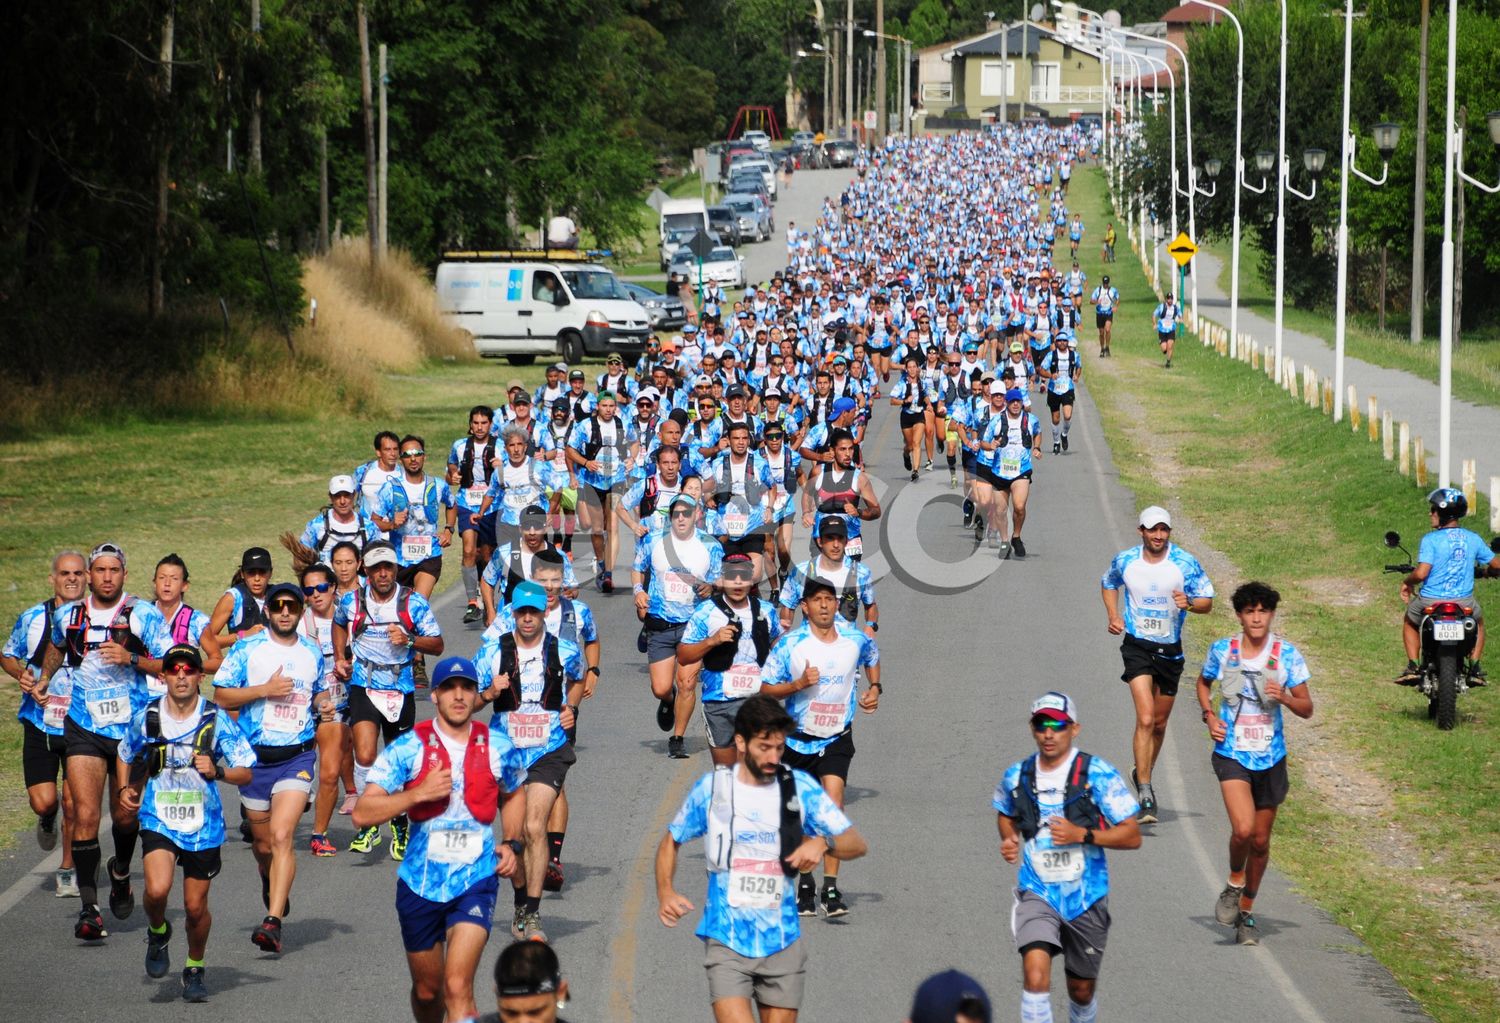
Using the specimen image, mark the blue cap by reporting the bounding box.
[510,581,547,613]
[431,656,480,688]
[831,396,858,418]
[909,970,991,1023]
[265,582,305,606]
[1004,388,1024,402]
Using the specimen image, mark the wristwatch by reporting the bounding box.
[868,621,879,632]
[587,666,600,676]
[129,652,140,669]
[1083,828,1095,846]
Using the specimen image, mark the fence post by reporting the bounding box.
[1367,395,1378,441]
[1322,381,1333,416]
[1461,460,1476,509]
[1414,436,1427,487]
[1492,477,1500,534]
[1382,411,1393,460]
[1346,385,1357,428]
[1398,422,1410,474]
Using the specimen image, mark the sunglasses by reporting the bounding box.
[163,663,199,677]
[670,509,695,519]
[1030,717,1068,733]
[401,449,424,458]
[302,583,332,595]
[268,599,302,614]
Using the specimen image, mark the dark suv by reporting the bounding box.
[821,139,859,167]
[708,205,743,247]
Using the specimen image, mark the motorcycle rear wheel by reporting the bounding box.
[1435,650,1460,730]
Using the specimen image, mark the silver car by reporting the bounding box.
[723,193,772,242]
[621,281,687,331]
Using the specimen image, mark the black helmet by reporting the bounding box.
[1427,487,1468,521]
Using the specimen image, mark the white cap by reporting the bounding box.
[329,474,356,495]
[362,542,398,568]
[988,380,1007,396]
[1030,691,1078,724]
[1138,505,1172,529]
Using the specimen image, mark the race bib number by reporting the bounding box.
[724,663,762,698]
[1028,840,1084,883]
[87,686,131,726]
[1000,453,1022,477]
[369,688,406,723]
[722,510,750,538]
[263,691,310,737]
[727,857,785,909]
[154,789,205,835]
[43,692,71,731]
[664,572,694,605]
[1136,610,1171,639]
[325,679,348,709]
[428,823,483,865]
[465,484,488,508]
[844,535,863,558]
[507,711,550,748]
[804,699,848,738]
[1233,711,1273,754]
[401,534,434,562]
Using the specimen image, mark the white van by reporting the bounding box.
[659,198,709,244]
[435,251,652,365]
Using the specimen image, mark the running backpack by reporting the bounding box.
[707,764,804,878]
[348,586,416,639]
[1008,752,1104,842]
[701,594,772,673]
[490,633,566,713]
[458,436,498,490]
[130,699,219,785]
[405,719,500,825]
[62,596,143,667]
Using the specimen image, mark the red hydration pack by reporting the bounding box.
[404,719,500,825]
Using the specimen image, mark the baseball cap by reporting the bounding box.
[682,323,699,335]
[551,397,571,412]
[431,656,480,688]
[831,396,858,418]
[722,554,756,578]
[606,353,624,364]
[88,542,126,569]
[1004,388,1024,402]
[1101,275,1111,284]
[1009,341,1024,353]
[726,384,747,399]
[161,644,203,672]
[510,581,547,613]
[763,388,784,402]
[512,390,532,405]
[569,369,585,381]
[520,504,549,526]
[817,516,848,539]
[363,541,398,568]
[329,474,356,495]
[636,388,660,405]
[669,494,698,513]
[550,361,569,373]
[265,582,305,606]
[1030,691,1078,725]
[240,547,273,572]
[988,380,1007,396]
[909,969,992,1023]
[1139,505,1172,529]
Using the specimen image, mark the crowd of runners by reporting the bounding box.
[4,122,1392,1023]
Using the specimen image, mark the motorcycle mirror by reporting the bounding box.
[1383,531,1402,549]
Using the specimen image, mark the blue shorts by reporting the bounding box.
[457,507,497,542]
[241,748,316,812]
[396,874,498,952]
[961,449,979,474]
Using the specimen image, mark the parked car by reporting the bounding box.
[659,225,698,271]
[722,194,771,242]
[790,130,815,146]
[820,138,859,167]
[740,130,772,155]
[620,281,687,332]
[787,141,816,168]
[727,174,773,209]
[670,245,745,289]
[721,143,758,181]
[733,156,777,199]
[707,204,744,247]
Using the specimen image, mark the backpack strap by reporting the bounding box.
[28,597,56,667]
[775,765,805,878]
[396,587,415,634]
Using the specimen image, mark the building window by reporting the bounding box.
[980,60,1015,98]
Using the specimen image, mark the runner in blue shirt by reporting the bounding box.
[369,435,456,605]
[355,655,527,1023]
[994,692,1140,1023]
[120,644,256,1002]
[447,406,503,625]
[978,388,1043,559]
[1153,293,1180,368]
[656,695,866,1022]
[1100,506,1215,823]
[1039,332,1081,455]
[1397,488,1500,685]
[566,392,636,594]
[1,549,86,895]
[1195,582,1314,946]
[1089,276,1118,357]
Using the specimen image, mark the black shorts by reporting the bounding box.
[348,686,416,742]
[899,409,927,430]
[782,730,854,781]
[1158,331,1175,346]
[141,830,222,882]
[719,534,768,558]
[1211,753,1290,809]
[1096,312,1113,328]
[1046,390,1075,411]
[991,470,1033,492]
[1119,634,1186,697]
[22,721,68,788]
[523,742,577,792]
[397,555,443,586]
[64,717,121,763]
[586,483,620,507]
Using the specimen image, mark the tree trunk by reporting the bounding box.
[249,0,262,174]
[1409,0,1430,344]
[149,7,175,319]
[318,127,330,254]
[1454,106,1465,347]
[358,2,379,265]
[1378,242,1388,333]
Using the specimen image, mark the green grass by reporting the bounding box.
[0,361,546,846]
[1072,166,1500,1022]
[1199,233,1500,410]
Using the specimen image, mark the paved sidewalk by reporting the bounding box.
[1189,248,1500,507]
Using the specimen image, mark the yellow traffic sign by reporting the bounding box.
[1168,232,1197,268]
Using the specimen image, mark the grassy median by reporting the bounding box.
[1068,166,1499,1022]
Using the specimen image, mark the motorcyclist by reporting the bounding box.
[1396,488,1500,686]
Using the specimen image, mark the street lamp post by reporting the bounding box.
[863,28,914,137]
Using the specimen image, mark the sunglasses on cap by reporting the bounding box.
[1030,716,1068,733]
[401,449,425,458]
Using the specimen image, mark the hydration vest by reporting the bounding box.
[27,597,57,668]
[1008,752,1104,842]
[63,596,144,668]
[581,416,626,462]
[996,414,1033,451]
[701,594,773,673]
[815,466,859,514]
[712,455,769,509]
[405,719,501,825]
[315,509,367,555]
[706,764,804,878]
[458,436,498,490]
[131,698,218,785]
[503,543,563,603]
[228,582,268,633]
[348,586,416,640]
[1219,636,1284,711]
[490,633,566,713]
[166,604,197,646]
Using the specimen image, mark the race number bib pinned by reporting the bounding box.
[369,688,406,723]
[428,823,483,865]
[401,534,435,562]
[843,535,863,558]
[263,690,311,738]
[1136,609,1171,639]
[1027,839,1084,883]
[1232,711,1273,754]
[1000,452,1023,477]
[43,691,71,731]
[506,711,550,748]
[805,699,848,738]
[724,664,762,698]
[154,789,205,835]
[465,484,488,508]
[663,572,695,605]
[728,857,785,909]
[722,510,750,538]
[87,686,131,727]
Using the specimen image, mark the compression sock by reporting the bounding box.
[462,564,479,603]
[547,832,565,864]
[514,885,527,908]
[111,822,140,872]
[1061,419,1071,437]
[1068,997,1098,1023]
[353,762,370,798]
[73,839,101,906]
[1021,989,1054,1023]
[1052,424,1061,444]
[185,957,205,969]
[150,921,168,936]
[524,895,541,914]
[946,451,957,470]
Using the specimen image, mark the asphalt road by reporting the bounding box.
[0,168,1429,1022]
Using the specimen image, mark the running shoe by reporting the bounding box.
[145,920,173,978]
[1053,442,1061,455]
[910,470,919,482]
[667,735,688,759]
[520,912,548,943]
[544,860,565,893]
[463,603,481,625]
[949,469,958,487]
[55,868,78,898]
[1137,785,1159,825]
[1235,911,1260,945]
[924,459,934,472]
[997,541,1011,560]
[309,834,337,857]
[510,906,528,940]
[656,693,675,732]
[593,567,606,593]
[390,819,410,861]
[1011,537,1027,559]
[1394,662,1422,686]
[600,570,614,594]
[903,450,912,471]
[1061,434,1069,452]
[349,825,382,853]
[75,905,107,941]
[412,657,428,689]
[1165,358,1173,369]
[1215,884,1245,926]
[36,811,58,851]
[107,856,134,919]
[251,915,282,954]
[821,885,849,918]
[339,792,358,815]
[1468,661,1488,687]
[182,966,209,1003]
[987,531,1000,550]
[962,499,974,527]
[797,880,818,917]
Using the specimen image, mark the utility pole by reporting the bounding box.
[318,127,330,254]
[1410,0,1430,343]
[357,3,378,264]
[249,0,262,174]
[875,0,887,141]
[846,0,854,137]
[378,43,388,258]
[150,4,175,318]
[1001,23,1008,124]
[831,31,841,131]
